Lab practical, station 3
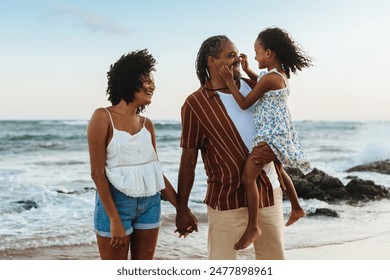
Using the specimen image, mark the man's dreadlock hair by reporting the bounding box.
[195,35,230,86]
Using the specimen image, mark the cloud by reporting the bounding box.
[45,3,131,36]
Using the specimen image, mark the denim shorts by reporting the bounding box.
[94,183,161,238]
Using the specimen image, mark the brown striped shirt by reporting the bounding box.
[180,78,284,210]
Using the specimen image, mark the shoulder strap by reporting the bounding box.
[103,108,115,129]
[268,68,288,87]
[103,107,120,163]
[142,116,147,127]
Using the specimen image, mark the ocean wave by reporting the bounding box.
[3,134,84,142]
[316,145,349,153]
[0,169,25,176]
[0,176,95,251]
[33,160,87,166]
[295,120,364,131]
[59,120,89,126]
[352,141,390,165]
[154,122,181,130]
[0,135,86,153]
[0,232,96,251]
[156,135,180,142]
[329,142,390,171]
[37,120,88,126]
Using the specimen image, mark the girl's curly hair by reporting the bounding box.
[257,27,313,78]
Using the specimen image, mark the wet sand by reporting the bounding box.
[1,233,389,260]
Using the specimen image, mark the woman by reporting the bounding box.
[88,49,196,260]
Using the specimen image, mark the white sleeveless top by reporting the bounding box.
[103,108,165,197]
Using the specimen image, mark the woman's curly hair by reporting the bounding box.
[257,27,313,78]
[106,49,156,114]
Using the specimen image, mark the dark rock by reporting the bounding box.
[307,208,339,218]
[15,200,38,210]
[346,159,390,175]
[345,178,390,201]
[292,179,330,201]
[285,168,350,201]
[284,167,304,180]
[56,190,77,195]
[317,175,350,200]
[56,187,95,195]
[284,167,389,202]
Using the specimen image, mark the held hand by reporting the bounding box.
[219,65,234,83]
[175,210,199,238]
[174,225,193,238]
[175,209,198,238]
[109,219,127,248]
[187,208,198,233]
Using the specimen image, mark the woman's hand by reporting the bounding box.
[109,218,127,248]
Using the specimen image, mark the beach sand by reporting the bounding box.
[1,223,389,260]
[1,235,389,260]
[286,233,390,260]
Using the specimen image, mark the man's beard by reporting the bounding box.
[233,69,242,81]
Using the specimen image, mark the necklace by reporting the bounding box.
[203,86,228,91]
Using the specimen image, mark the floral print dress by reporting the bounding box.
[252,69,312,175]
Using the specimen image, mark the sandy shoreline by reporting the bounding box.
[1,233,389,260]
[2,209,390,260]
[286,233,390,260]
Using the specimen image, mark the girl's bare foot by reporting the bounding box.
[234,226,262,250]
[285,209,306,226]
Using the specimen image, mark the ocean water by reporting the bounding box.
[0,120,390,258]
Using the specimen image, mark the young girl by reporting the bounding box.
[88,50,197,259]
[219,27,313,250]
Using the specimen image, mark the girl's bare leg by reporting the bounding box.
[130,228,159,260]
[234,159,263,250]
[279,165,305,226]
[96,235,131,260]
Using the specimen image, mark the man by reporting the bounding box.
[175,35,286,260]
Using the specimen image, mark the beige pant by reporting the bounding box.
[207,187,285,260]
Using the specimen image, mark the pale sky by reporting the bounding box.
[1,0,389,121]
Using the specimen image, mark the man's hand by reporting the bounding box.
[250,142,277,165]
